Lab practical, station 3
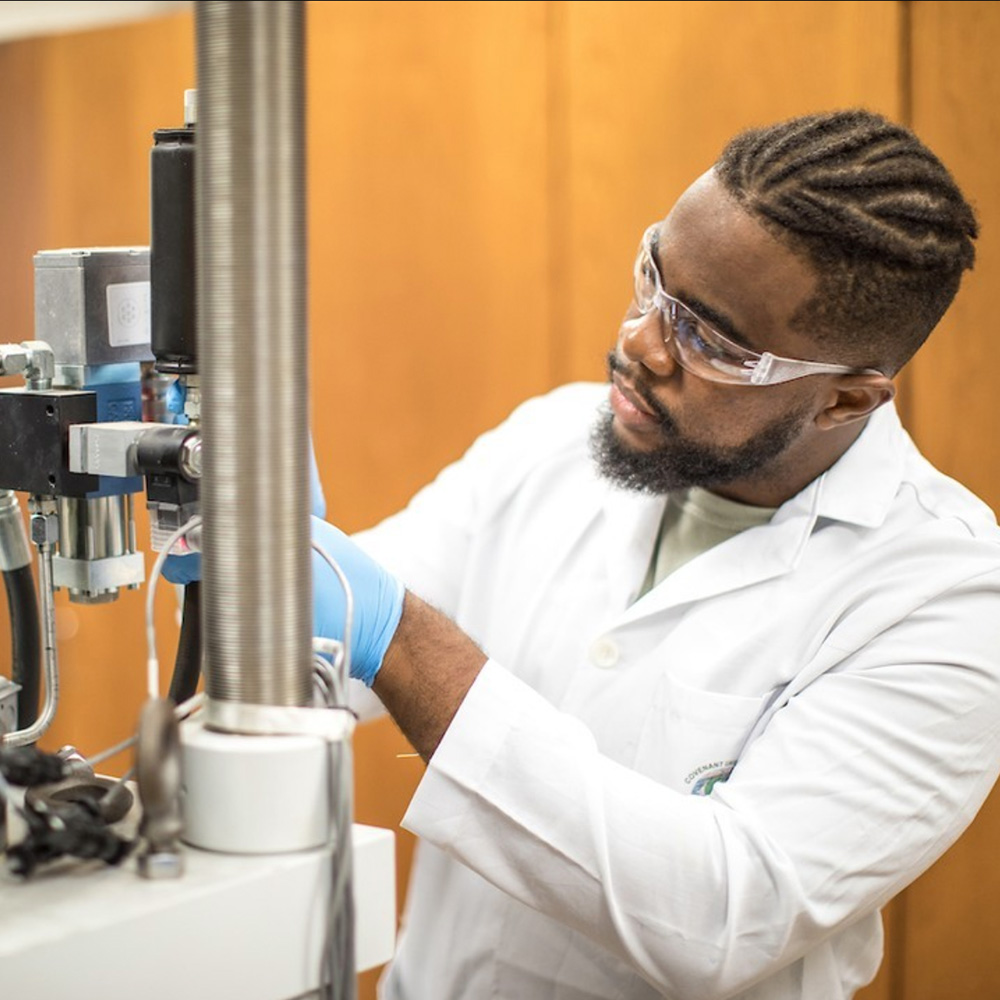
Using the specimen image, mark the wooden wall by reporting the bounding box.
[888,6,1000,998]
[0,3,996,998]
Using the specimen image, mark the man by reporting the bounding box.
[313,109,1000,999]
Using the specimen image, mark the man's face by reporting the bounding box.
[592,170,835,504]
[591,352,814,495]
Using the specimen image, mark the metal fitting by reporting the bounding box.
[0,343,30,377]
[0,677,19,736]
[28,507,59,547]
[182,374,201,425]
[20,342,55,390]
[56,745,95,779]
[184,88,198,128]
[28,495,59,547]
[137,849,185,879]
[0,491,31,571]
[178,434,202,481]
[0,342,57,390]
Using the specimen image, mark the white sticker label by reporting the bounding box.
[106,281,151,347]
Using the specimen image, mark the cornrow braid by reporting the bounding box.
[715,109,978,374]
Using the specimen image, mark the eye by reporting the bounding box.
[674,312,707,349]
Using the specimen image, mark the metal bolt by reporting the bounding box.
[30,513,59,546]
[0,344,29,377]
[178,434,202,481]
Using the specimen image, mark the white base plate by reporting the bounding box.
[0,823,396,1000]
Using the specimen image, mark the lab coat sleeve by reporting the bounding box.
[348,385,601,723]
[402,569,1000,1000]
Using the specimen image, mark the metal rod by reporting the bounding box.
[196,1,312,709]
[2,502,59,747]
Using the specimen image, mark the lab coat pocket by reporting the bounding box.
[634,671,769,795]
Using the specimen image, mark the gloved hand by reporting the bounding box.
[162,429,328,585]
[311,516,405,687]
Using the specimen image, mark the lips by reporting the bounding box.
[612,373,656,417]
[609,374,663,436]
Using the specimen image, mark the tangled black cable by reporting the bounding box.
[0,746,133,877]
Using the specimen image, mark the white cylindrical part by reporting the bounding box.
[180,718,331,854]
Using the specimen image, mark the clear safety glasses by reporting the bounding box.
[633,225,882,386]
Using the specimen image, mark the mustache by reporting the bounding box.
[606,351,676,430]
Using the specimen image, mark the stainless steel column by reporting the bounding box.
[196,1,312,709]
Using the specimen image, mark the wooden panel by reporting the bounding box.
[0,39,48,342]
[38,16,193,248]
[551,0,902,386]
[307,0,552,532]
[894,4,1000,998]
[305,6,551,993]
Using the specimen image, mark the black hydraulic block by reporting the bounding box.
[0,389,99,496]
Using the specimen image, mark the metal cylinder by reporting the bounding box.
[196,1,312,709]
[56,495,138,604]
[0,491,31,571]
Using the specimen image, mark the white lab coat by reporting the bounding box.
[355,383,1000,1000]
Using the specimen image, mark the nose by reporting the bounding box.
[619,309,678,377]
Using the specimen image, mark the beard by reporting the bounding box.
[590,353,812,496]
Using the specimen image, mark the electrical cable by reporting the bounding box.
[168,581,202,705]
[145,516,202,700]
[310,541,353,683]
[2,529,60,747]
[87,734,138,768]
[86,694,205,768]
[309,540,356,1000]
[4,565,40,728]
[0,745,134,876]
[313,650,347,709]
[324,736,356,1000]
[0,490,39,729]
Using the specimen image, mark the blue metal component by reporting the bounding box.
[80,363,145,497]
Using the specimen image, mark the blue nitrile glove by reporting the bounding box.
[165,379,188,424]
[162,550,202,585]
[311,515,405,687]
[162,429,328,585]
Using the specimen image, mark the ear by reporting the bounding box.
[814,374,896,431]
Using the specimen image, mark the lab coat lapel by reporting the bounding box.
[598,402,905,628]
[617,490,819,625]
[599,479,817,623]
[599,486,667,614]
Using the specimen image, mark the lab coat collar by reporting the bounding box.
[808,400,906,529]
[606,401,907,625]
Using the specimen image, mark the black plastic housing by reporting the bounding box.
[0,390,99,496]
[151,127,196,375]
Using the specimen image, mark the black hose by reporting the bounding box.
[168,581,202,704]
[4,566,41,729]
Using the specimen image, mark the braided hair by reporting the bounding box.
[715,110,978,374]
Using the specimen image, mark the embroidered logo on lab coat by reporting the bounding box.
[685,759,736,795]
